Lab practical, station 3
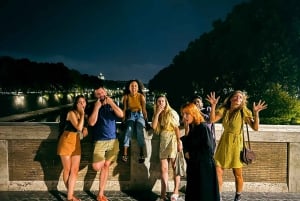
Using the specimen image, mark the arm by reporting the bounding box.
[106,96,124,118]
[175,126,183,152]
[122,95,127,121]
[88,100,101,126]
[140,94,148,121]
[68,109,85,131]
[247,100,267,131]
[206,91,222,123]
[183,120,189,135]
[151,104,164,130]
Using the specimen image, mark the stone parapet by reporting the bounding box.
[0,122,299,192]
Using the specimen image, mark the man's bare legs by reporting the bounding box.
[93,160,112,200]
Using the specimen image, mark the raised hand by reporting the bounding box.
[206,91,220,106]
[253,100,267,113]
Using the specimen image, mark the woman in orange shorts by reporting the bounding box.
[57,95,88,201]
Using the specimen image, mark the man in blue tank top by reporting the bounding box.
[86,85,123,201]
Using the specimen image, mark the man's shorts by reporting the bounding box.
[93,139,119,163]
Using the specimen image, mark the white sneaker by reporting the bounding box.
[170,194,179,201]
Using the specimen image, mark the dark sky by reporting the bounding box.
[0,0,247,83]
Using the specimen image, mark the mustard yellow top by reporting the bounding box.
[214,107,253,168]
[127,93,142,112]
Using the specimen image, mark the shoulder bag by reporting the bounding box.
[240,110,256,165]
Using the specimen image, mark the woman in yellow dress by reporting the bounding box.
[206,90,267,201]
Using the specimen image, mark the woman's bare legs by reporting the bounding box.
[160,159,169,199]
[233,168,243,193]
[60,155,81,200]
[216,166,224,194]
[171,158,180,195]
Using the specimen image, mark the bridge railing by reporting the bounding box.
[0,122,299,192]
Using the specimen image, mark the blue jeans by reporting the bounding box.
[123,111,145,147]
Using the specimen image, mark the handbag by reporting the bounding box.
[240,111,256,165]
[175,151,187,177]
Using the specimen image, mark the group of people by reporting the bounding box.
[56,79,267,201]
[153,90,266,201]
[57,85,123,201]
[56,79,149,201]
[180,91,267,201]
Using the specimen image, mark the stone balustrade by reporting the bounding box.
[0,122,299,192]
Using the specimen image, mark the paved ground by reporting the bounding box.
[0,190,300,201]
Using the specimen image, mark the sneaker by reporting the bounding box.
[234,193,241,201]
[170,193,179,201]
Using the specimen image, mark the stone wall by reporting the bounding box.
[0,122,300,192]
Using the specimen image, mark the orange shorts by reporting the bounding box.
[57,131,81,156]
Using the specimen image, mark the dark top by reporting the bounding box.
[64,120,78,132]
[182,122,220,201]
[201,106,216,151]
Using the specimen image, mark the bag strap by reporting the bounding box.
[240,110,252,149]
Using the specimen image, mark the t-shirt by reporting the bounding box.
[86,101,118,141]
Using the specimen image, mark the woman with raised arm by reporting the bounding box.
[206,90,267,201]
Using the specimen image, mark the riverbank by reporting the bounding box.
[0,104,72,122]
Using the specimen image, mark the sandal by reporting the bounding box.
[97,195,108,201]
[138,155,145,163]
[67,196,81,201]
[156,196,168,201]
[122,155,128,163]
[170,193,179,201]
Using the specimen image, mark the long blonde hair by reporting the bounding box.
[221,90,248,110]
[153,95,178,134]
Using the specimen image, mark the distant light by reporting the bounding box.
[13,95,25,108]
[98,73,105,80]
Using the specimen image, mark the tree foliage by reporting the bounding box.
[148,0,300,124]
[0,56,126,92]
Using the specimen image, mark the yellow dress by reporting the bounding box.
[159,110,180,159]
[214,107,252,168]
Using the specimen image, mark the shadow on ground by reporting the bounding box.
[122,190,159,201]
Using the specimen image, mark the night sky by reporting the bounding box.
[0,0,247,83]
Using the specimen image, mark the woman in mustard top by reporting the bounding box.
[206,90,267,201]
[121,79,148,163]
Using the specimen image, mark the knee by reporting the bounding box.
[92,163,102,172]
[233,169,243,180]
[216,167,224,176]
